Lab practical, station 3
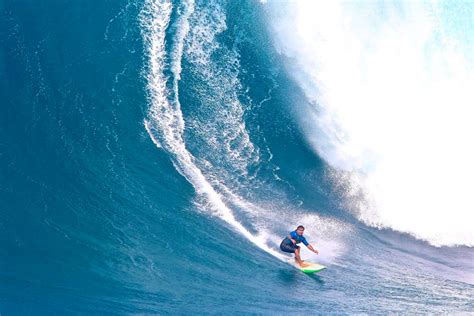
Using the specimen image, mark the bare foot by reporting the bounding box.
[299,262,311,268]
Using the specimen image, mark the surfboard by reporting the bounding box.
[293,262,326,273]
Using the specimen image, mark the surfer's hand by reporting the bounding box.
[314,249,319,254]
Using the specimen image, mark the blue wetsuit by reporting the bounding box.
[280,230,309,253]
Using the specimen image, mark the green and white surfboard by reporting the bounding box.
[291,261,326,273]
[300,262,326,273]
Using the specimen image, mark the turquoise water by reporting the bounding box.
[1,0,473,314]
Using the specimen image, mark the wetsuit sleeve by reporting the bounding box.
[290,231,298,239]
[302,236,309,246]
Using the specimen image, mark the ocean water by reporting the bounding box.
[1,0,473,314]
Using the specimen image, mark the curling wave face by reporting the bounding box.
[264,0,474,246]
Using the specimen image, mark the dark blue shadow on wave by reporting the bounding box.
[277,268,325,286]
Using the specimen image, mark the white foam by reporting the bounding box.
[266,1,474,246]
[141,0,285,260]
[183,1,261,185]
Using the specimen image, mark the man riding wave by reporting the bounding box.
[280,225,319,267]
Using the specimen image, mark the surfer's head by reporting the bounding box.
[296,225,305,235]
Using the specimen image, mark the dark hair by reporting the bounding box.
[297,225,305,230]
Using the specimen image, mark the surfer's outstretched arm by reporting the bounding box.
[307,244,319,254]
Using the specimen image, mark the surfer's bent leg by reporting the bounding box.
[280,241,306,267]
[294,246,304,266]
[280,241,297,253]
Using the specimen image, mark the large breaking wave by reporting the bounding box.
[264,0,474,247]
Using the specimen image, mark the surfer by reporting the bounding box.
[280,225,319,267]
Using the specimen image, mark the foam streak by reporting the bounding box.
[141,0,285,259]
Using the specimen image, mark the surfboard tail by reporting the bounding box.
[300,263,326,273]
